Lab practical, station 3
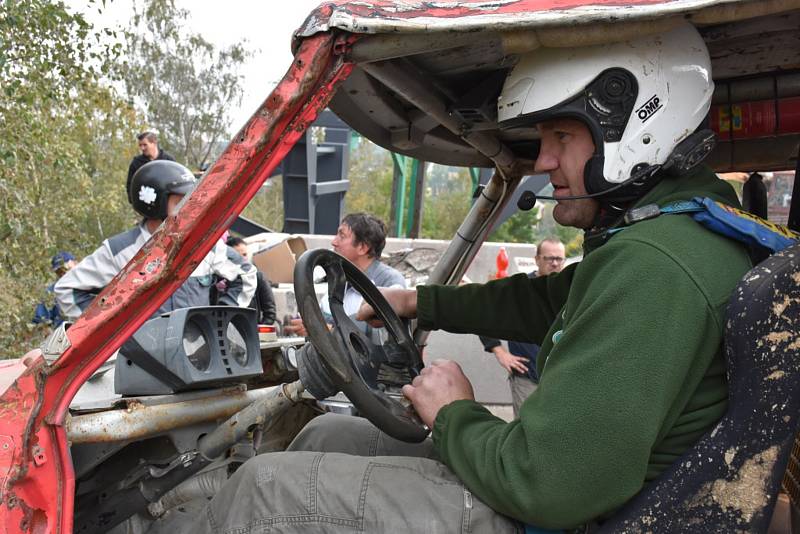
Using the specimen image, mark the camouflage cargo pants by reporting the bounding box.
[180,413,523,533]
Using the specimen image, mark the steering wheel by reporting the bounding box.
[293,248,429,442]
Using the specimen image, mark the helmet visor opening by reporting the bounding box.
[499,100,606,165]
[499,67,638,160]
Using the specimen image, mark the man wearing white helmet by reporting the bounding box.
[158,23,751,534]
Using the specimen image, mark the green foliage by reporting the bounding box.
[0,0,139,358]
[555,224,584,257]
[240,177,284,232]
[121,0,252,171]
[528,203,584,256]
[488,207,540,244]
[343,139,475,240]
[484,201,584,254]
[345,137,393,223]
[420,165,472,239]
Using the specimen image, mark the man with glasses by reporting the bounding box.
[478,237,566,415]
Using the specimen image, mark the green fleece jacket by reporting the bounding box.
[417,167,752,529]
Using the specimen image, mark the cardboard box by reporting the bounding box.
[251,235,308,284]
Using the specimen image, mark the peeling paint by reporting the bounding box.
[144,259,162,274]
[766,331,792,344]
[298,0,789,39]
[771,295,799,317]
[693,446,779,523]
[724,447,737,466]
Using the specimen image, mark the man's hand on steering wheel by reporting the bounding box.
[402,360,475,427]
[356,289,476,428]
[356,287,418,327]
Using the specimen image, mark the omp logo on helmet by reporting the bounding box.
[139,185,157,205]
[636,95,662,123]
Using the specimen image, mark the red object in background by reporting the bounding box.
[495,247,509,279]
[709,96,800,140]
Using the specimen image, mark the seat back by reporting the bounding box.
[600,242,800,532]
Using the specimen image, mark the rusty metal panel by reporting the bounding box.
[66,386,281,445]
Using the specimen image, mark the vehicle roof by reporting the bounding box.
[295,0,774,36]
[294,0,800,171]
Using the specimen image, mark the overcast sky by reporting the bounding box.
[69,0,325,129]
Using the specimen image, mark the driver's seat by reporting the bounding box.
[599,241,800,532]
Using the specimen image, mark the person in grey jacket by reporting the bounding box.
[226,236,277,324]
[55,160,256,321]
[284,212,406,337]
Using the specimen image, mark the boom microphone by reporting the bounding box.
[516,165,660,211]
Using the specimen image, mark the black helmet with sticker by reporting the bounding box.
[130,160,196,220]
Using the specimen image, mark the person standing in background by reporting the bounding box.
[127,130,175,204]
[32,251,78,328]
[226,236,277,325]
[478,237,566,415]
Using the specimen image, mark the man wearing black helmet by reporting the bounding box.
[56,160,256,321]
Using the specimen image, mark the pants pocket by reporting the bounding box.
[353,456,521,533]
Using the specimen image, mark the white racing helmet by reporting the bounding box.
[498,22,715,201]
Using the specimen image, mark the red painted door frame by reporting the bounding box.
[0,26,355,533]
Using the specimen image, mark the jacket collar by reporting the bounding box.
[582,166,740,254]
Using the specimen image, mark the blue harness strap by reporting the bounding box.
[689,197,799,253]
[658,200,705,216]
[624,197,800,254]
